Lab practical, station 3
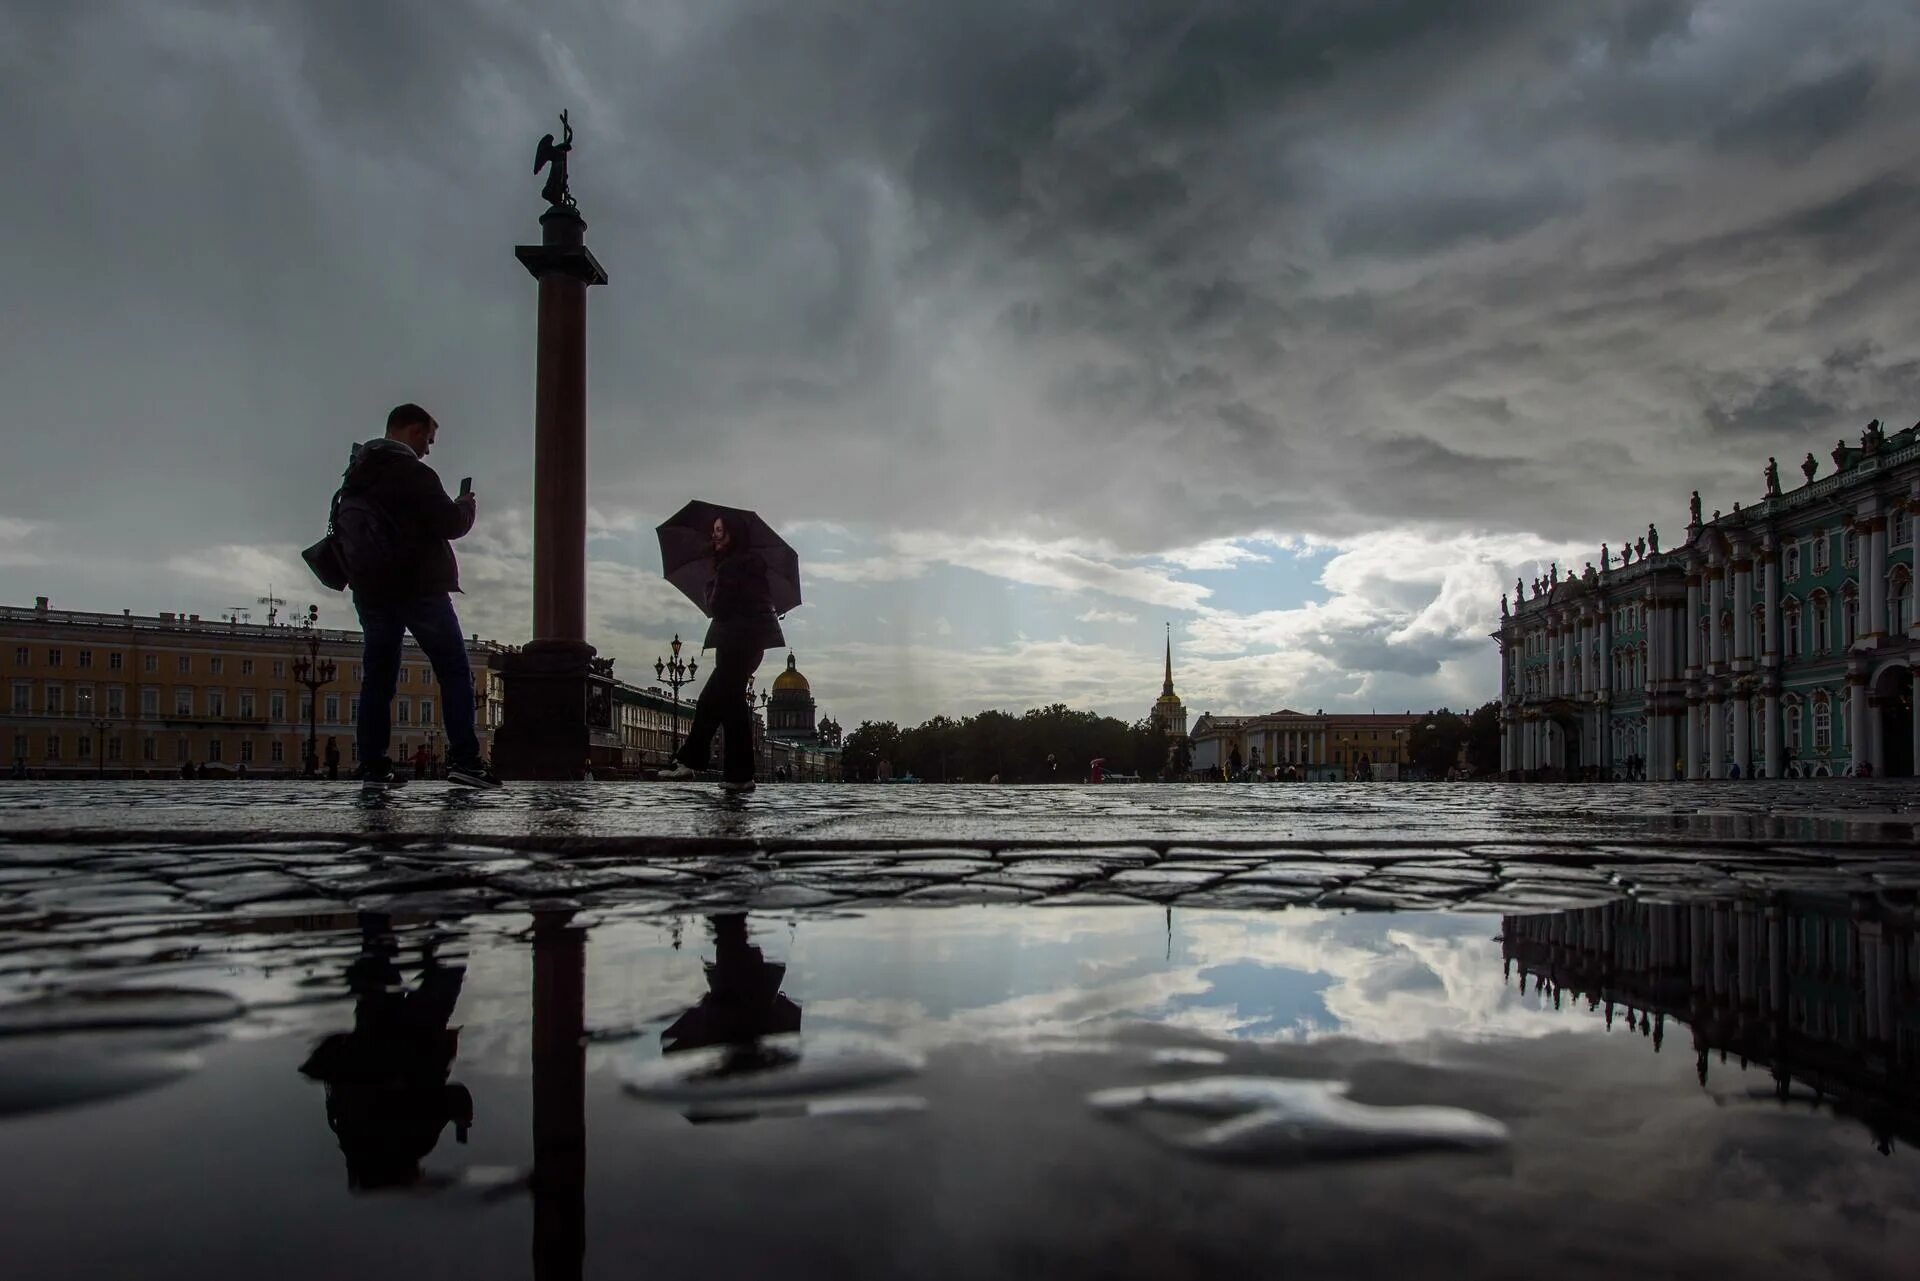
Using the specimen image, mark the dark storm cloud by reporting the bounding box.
[1705,373,1840,436]
[5,0,1920,721]
[1328,180,1579,259]
[1710,62,1879,161]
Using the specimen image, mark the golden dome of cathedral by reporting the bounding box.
[771,652,810,694]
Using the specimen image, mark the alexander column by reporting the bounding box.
[493,111,609,780]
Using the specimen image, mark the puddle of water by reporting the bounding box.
[0,897,1916,1278]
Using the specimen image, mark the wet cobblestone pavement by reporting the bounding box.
[4,779,1919,1279]
[2,780,1918,923]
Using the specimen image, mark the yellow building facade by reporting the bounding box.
[2,597,510,776]
[1188,709,1421,780]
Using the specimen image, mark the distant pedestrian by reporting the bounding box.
[582,760,595,782]
[180,761,196,780]
[1728,761,1741,780]
[412,744,432,780]
[8,760,26,780]
[659,514,783,794]
[327,404,498,789]
[324,738,341,781]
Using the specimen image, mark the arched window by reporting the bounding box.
[1783,598,1802,658]
[1894,507,1912,548]
[1813,531,1830,575]
[1637,640,1648,686]
[1842,584,1858,648]
[1785,542,1802,581]
[1812,692,1831,750]
[1844,528,1859,567]
[1783,695,1803,756]
[1811,591,1830,654]
[1890,566,1913,635]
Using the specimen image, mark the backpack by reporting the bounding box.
[302,448,400,594]
[332,488,401,594]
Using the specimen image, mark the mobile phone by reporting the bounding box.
[459,477,473,498]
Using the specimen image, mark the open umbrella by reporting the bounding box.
[655,500,802,617]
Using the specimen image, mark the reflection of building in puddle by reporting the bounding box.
[662,913,802,1083]
[298,913,471,1190]
[1502,895,1919,1153]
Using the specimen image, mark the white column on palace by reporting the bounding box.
[1686,574,1703,673]
[1764,689,1781,779]
[1732,692,1750,777]
[1866,516,1888,640]
[1685,700,1701,780]
[1708,571,1726,668]
[1708,696,1726,779]
[1732,554,1753,665]
[1850,677,1870,772]
[1762,550,1780,659]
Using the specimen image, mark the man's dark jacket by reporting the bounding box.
[703,549,786,651]
[342,439,474,601]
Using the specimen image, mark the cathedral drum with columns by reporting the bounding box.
[766,652,817,739]
[1495,421,1920,780]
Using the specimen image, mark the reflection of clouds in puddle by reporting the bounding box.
[386,905,1599,1077]
[779,907,1599,1050]
[1174,911,1598,1046]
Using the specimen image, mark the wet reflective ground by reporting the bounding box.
[4,854,1920,1277]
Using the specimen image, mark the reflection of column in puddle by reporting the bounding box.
[298,912,471,1192]
[661,913,802,1066]
[532,912,586,1281]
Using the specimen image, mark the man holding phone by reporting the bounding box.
[335,403,500,788]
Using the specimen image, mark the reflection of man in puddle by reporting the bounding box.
[299,913,473,1190]
[661,913,801,1079]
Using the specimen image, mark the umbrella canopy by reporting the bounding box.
[656,500,802,617]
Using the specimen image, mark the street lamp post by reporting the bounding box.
[290,605,337,779]
[426,727,440,779]
[91,717,112,777]
[653,635,697,765]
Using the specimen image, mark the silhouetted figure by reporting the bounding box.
[661,913,802,1080]
[179,761,195,780]
[324,737,341,781]
[660,515,782,793]
[299,915,471,1191]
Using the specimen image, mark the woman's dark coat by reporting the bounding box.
[703,549,786,651]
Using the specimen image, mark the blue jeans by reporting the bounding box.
[354,593,479,767]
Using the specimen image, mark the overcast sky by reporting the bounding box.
[4,0,1919,728]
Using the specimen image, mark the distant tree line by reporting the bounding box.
[839,698,1502,782]
[1404,701,1503,778]
[840,704,1181,783]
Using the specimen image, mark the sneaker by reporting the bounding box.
[446,759,504,789]
[721,778,756,794]
[657,762,698,780]
[357,760,407,788]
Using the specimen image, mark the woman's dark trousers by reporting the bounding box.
[677,647,764,781]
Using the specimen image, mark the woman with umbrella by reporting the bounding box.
[659,508,790,793]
